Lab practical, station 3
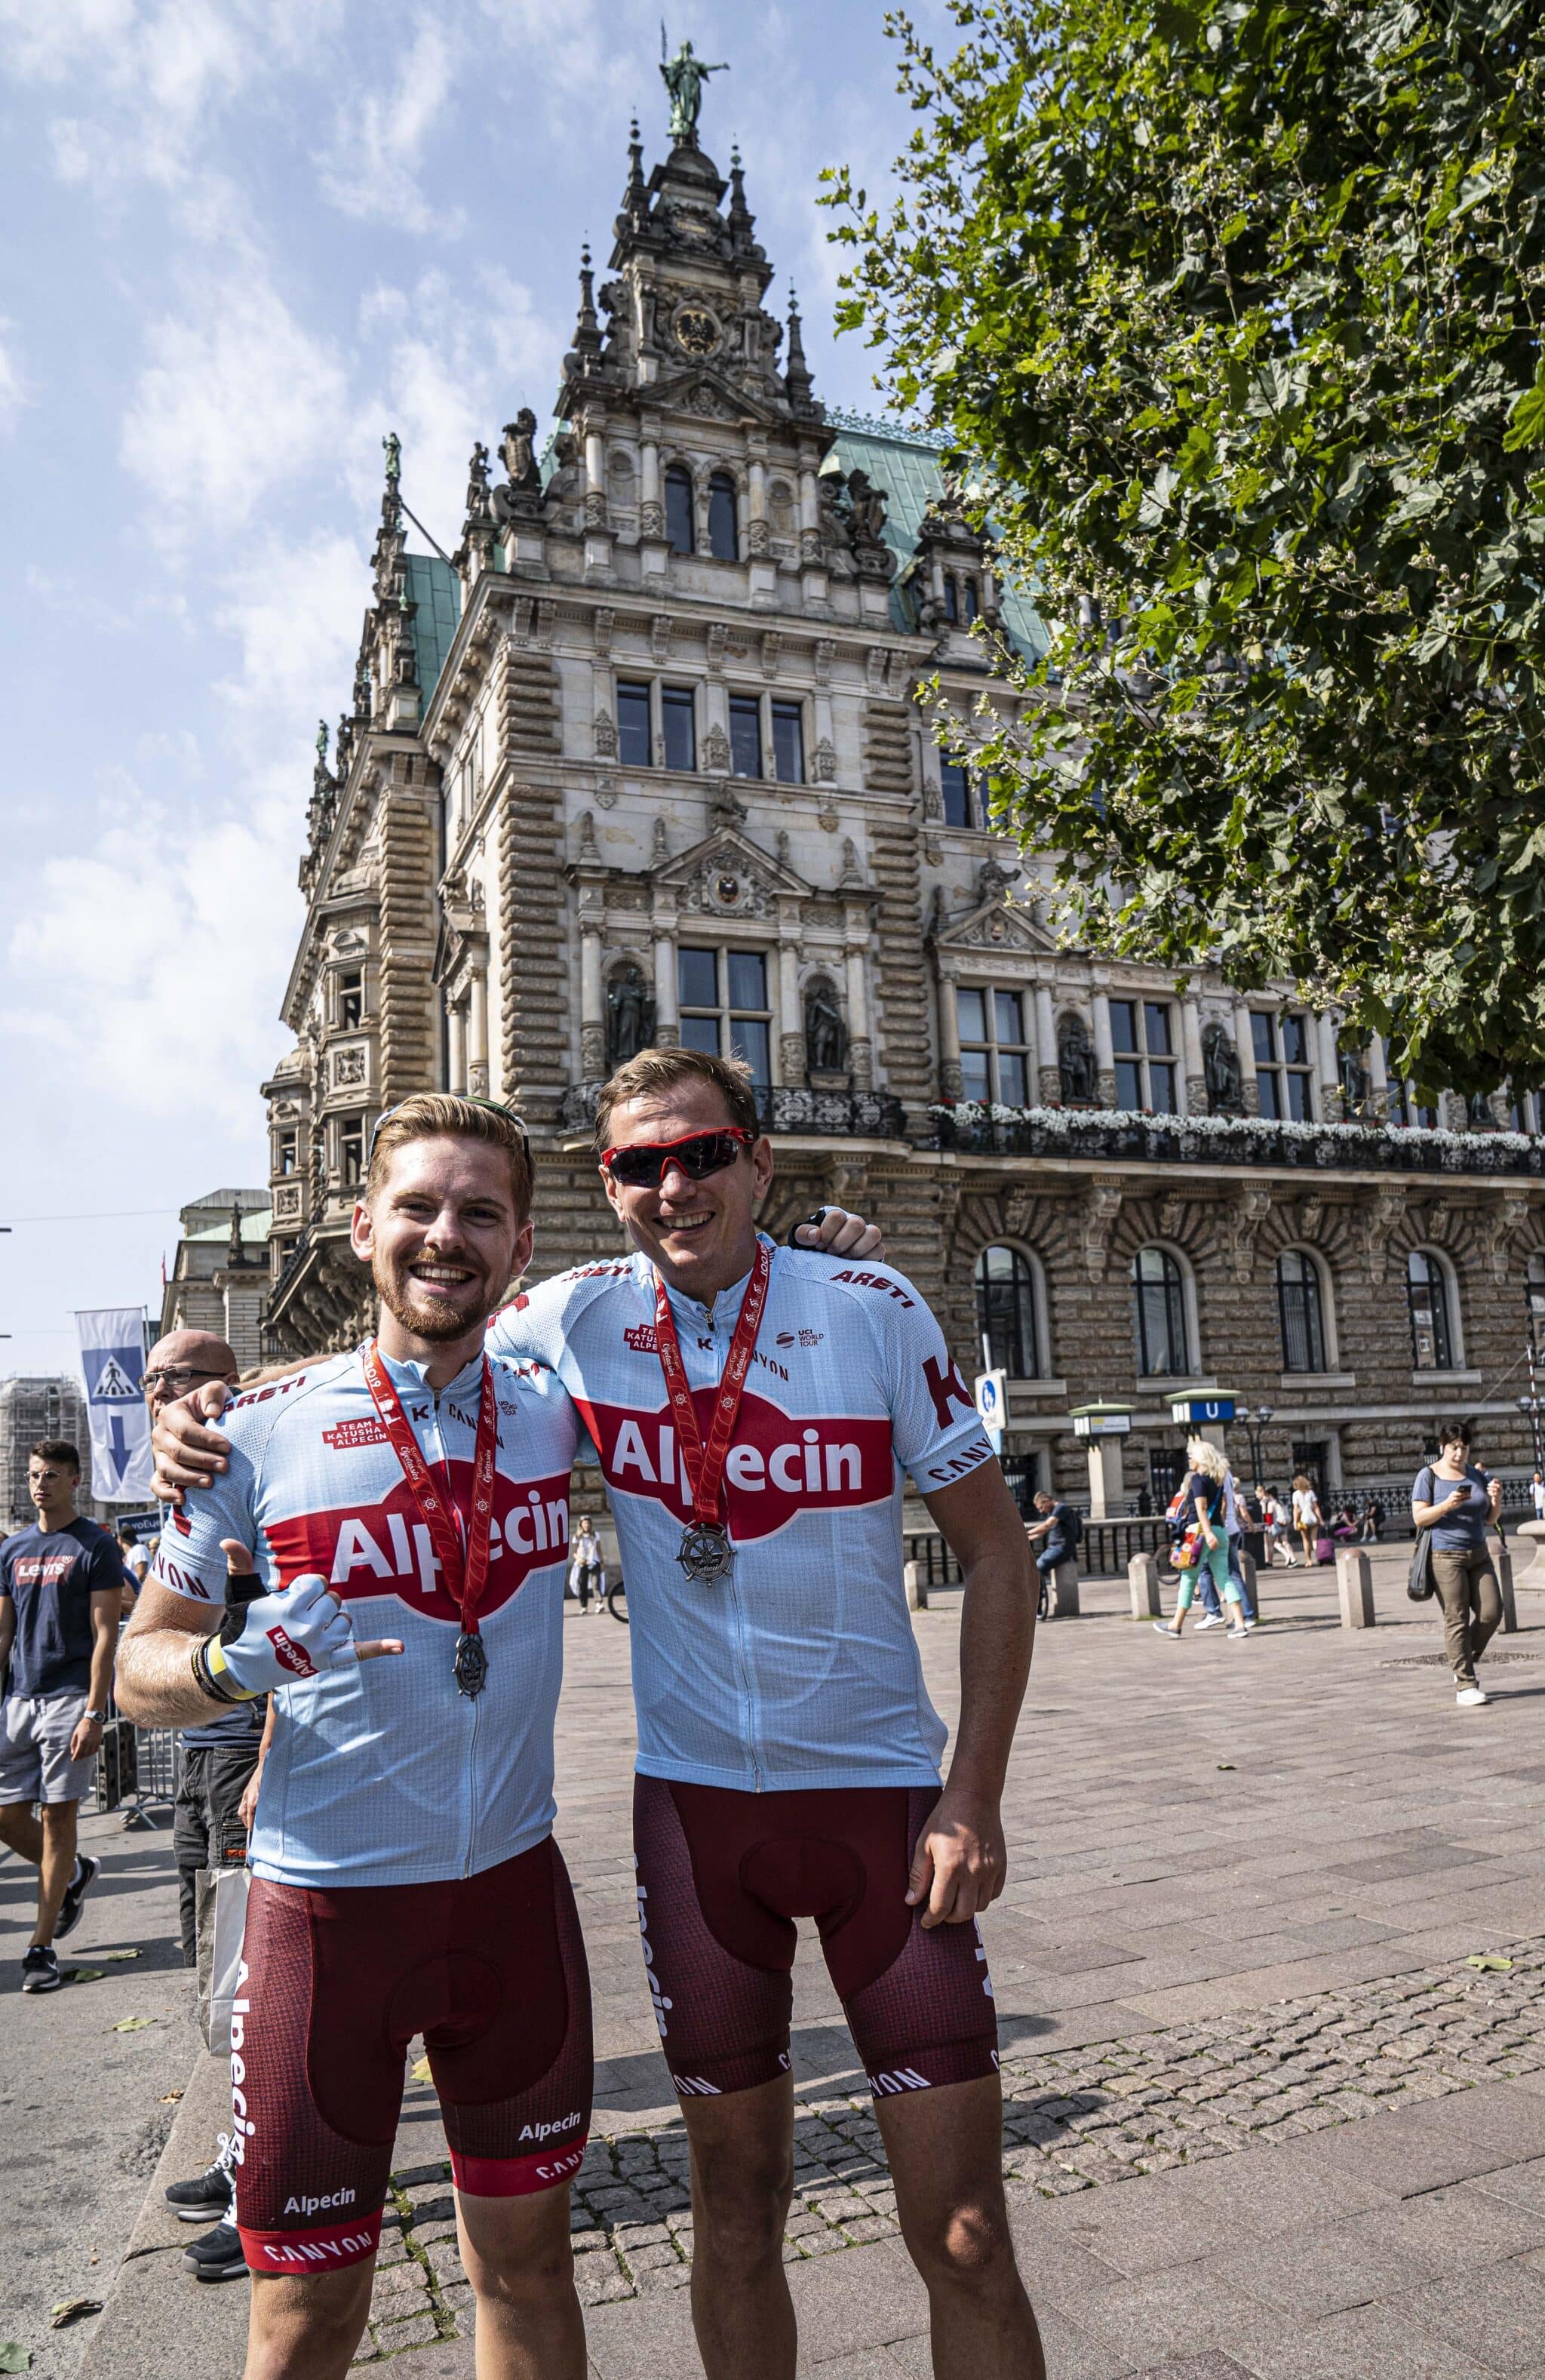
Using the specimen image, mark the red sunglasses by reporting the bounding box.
[600,1126,755,1189]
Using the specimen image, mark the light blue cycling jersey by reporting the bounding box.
[490,1241,993,1792]
[149,1347,579,1890]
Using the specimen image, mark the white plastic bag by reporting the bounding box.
[195,1865,250,2054]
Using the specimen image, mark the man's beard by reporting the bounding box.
[375,1253,489,1343]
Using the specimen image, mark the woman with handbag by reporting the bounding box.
[1154,1440,1252,1641]
[1411,1423,1504,1708]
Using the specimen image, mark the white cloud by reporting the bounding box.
[120,272,349,537]
[316,16,460,235]
[214,530,364,727]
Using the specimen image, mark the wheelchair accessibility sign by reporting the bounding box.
[973,1368,1008,1453]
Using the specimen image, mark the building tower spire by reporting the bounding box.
[570,241,603,371]
[785,284,814,413]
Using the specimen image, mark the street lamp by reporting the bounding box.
[1516,1391,1543,1475]
[1239,1404,1273,1487]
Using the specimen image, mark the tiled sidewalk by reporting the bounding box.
[80,1550,1545,2375]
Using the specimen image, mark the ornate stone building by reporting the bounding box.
[258,89,1545,1508]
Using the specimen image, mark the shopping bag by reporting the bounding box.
[196,1865,251,2055]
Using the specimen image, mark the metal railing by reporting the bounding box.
[560,1081,908,1140]
[94,1634,180,1828]
[931,1105,1545,1178]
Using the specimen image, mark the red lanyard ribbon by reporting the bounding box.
[651,1241,772,1536]
[362,1342,499,1638]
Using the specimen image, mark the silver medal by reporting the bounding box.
[453,1630,489,1697]
[677,1521,733,1584]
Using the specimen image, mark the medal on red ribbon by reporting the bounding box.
[363,1341,499,1696]
[650,1241,772,1585]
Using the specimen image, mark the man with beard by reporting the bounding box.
[115,1096,593,2380]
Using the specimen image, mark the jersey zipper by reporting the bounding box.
[430,1381,482,1878]
[699,1288,763,1791]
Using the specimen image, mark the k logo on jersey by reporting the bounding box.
[574,1388,892,1542]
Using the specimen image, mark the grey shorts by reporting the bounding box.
[0,1692,97,1807]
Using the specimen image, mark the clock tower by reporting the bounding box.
[552,101,832,593]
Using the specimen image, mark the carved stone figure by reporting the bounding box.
[845,469,889,544]
[607,964,656,1066]
[1342,1050,1374,1118]
[465,441,490,520]
[542,432,584,521]
[805,979,847,1074]
[1058,1012,1097,1104]
[381,430,401,486]
[1203,1021,1244,1114]
[659,37,729,143]
[501,410,541,491]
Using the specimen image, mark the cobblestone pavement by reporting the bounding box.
[351,1936,1545,2357]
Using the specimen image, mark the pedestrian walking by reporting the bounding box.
[1359,1495,1384,1544]
[0,1441,119,1991]
[1412,1422,1504,1709]
[1292,1473,1323,1565]
[1532,1470,1545,1523]
[1154,1439,1252,1640]
[568,1516,606,1614]
[116,1523,148,1614]
[1263,1488,1296,1564]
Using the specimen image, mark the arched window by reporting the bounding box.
[943,573,960,623]
[707,472,739,560]
[1408,1248,1455,1372]
[975,1247,1040,1378]
[1132,1247,1190,1377]
[1277,1250,1327,1374]
[664,464,695,555]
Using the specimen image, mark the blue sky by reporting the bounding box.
[0,0,938,1384]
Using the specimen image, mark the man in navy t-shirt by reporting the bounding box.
[0,1440,121,1991]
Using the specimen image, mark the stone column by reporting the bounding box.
[1128,1552,1162,1618]
[1233,1001,1260,1115]
[1086,1435,1124,1518]
[447,1001,468,1096]
[653,927,678,1047]
[582,427,607,526]
[1091,992,1117,1108]
[468,969,489,1098]
[1036,983,1059,1105]
[640,440,663,537]
[1367,1032,1389,1119]
[1181,996,1207,1115]
[1316,1012,1341,1118]
[580,926,605,1080]
[778,927,803,1087]
[937,961,963,1102]
[844,915,873,1093]
[748,452,769,555]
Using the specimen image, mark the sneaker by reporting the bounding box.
[21,1945,62,1993]
[1227,1624,1250,1640]
[1152,1622,1183,1638]
[1193,1613,1225,1631]
[1456,1685,1489,1708]
[166,2132,238,2222]
[183,2216,248,2283]
[54,1853,100,1942]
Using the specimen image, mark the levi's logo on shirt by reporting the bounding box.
[574,1388,892,1542]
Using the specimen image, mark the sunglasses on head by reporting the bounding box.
[600,1126,755,1189]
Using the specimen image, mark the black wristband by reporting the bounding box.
[191,1635,243,1705]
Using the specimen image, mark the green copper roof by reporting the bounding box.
[826,411,1047,660]
[404,554,462,698]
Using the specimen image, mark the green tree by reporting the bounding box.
[828,0,1545,1099]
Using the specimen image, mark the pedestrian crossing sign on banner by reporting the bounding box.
[75,1307,154,1502]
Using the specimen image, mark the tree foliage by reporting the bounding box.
[828,0,1545,1096]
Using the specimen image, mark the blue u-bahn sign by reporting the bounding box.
[1170,1395,1237,1425]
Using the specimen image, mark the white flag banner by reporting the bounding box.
[75,1307,153,1503]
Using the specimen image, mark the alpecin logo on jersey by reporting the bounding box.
[623,1323,659,1352]
[574,1388,892,1542]
[263,1462,570,1626]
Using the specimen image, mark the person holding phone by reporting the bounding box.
[1412,1423,1504,1708]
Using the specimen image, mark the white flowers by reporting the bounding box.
[928,1102,1540,1172]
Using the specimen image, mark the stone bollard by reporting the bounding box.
[1496,1545,1519,1635]
[1128,1551,1162,1619]
[1048,1560,1080,1619]
[1239,1549,1260,1618]
[905,1560,927,1613]
[1516,1519,1545,1583]
[1335,1546,1375,1629]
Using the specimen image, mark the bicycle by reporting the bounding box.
[604,1579,628,1625]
